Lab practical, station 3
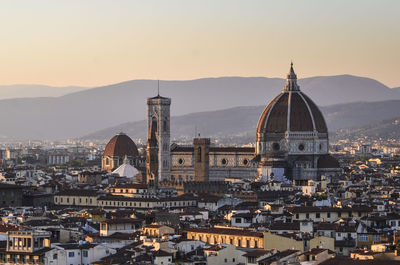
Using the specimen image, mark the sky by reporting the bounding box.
[0,0,399,88]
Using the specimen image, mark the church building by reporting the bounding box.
[104,63,341,189]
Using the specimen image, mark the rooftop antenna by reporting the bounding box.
[157,80,160,96]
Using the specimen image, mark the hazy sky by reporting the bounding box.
[0,0,399,87]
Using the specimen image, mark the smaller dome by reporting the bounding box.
[318,155,340,168]
[104,133,139,157]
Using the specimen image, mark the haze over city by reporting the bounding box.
[0,2,399,265]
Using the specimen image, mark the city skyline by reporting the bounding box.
[0,0,399,88]
[0,1,399,264]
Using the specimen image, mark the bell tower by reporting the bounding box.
[146,89,171,187]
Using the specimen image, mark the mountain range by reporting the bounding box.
[0,75,399,141]
[392,87,400,93]
[83,100,400,144]
[336,116,400,140]
[0,84,87,100]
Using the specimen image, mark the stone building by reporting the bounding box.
[108,183,149,198]
[185,226,264,249]
[193,138,210,181]
[169,139,257,182]
[99,219,144,236]
[0,230,51,265]
[263,231,334,252]
[145,94,171,188]
[47,153,70,165]
[0,183,24,207]
[142,225,175,238]
[78,170,104,185]
[53,189,99,207]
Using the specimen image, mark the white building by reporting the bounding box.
[153,250,174,265]
[173,240,205,255]
[206,245,246,265]
[99,219,144,237]
[45,243,116,265]
[48,154,70,165]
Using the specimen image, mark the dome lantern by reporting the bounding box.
[283,62,300,92]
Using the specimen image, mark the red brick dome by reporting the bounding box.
[257,64,327,135]
[104,133,139,157]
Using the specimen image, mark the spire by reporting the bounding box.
[284,62,300,91]
[289,61,295,76]
[157,80,160,97]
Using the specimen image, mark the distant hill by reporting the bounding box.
[0,75,400,140]
[0,84,87,100]
[336,116,400,139]
[82,100,400,143]
[392,87,400,93]
[322,100,400,131]
[82,106,263,144]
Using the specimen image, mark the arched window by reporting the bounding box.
[163,120,168,132]
[197,147,202,162]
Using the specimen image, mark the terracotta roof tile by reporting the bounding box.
[104,133,139,157]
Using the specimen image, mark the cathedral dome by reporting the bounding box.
[104,133,139,157]
[255,64,340,180]
[257,64,327,136]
